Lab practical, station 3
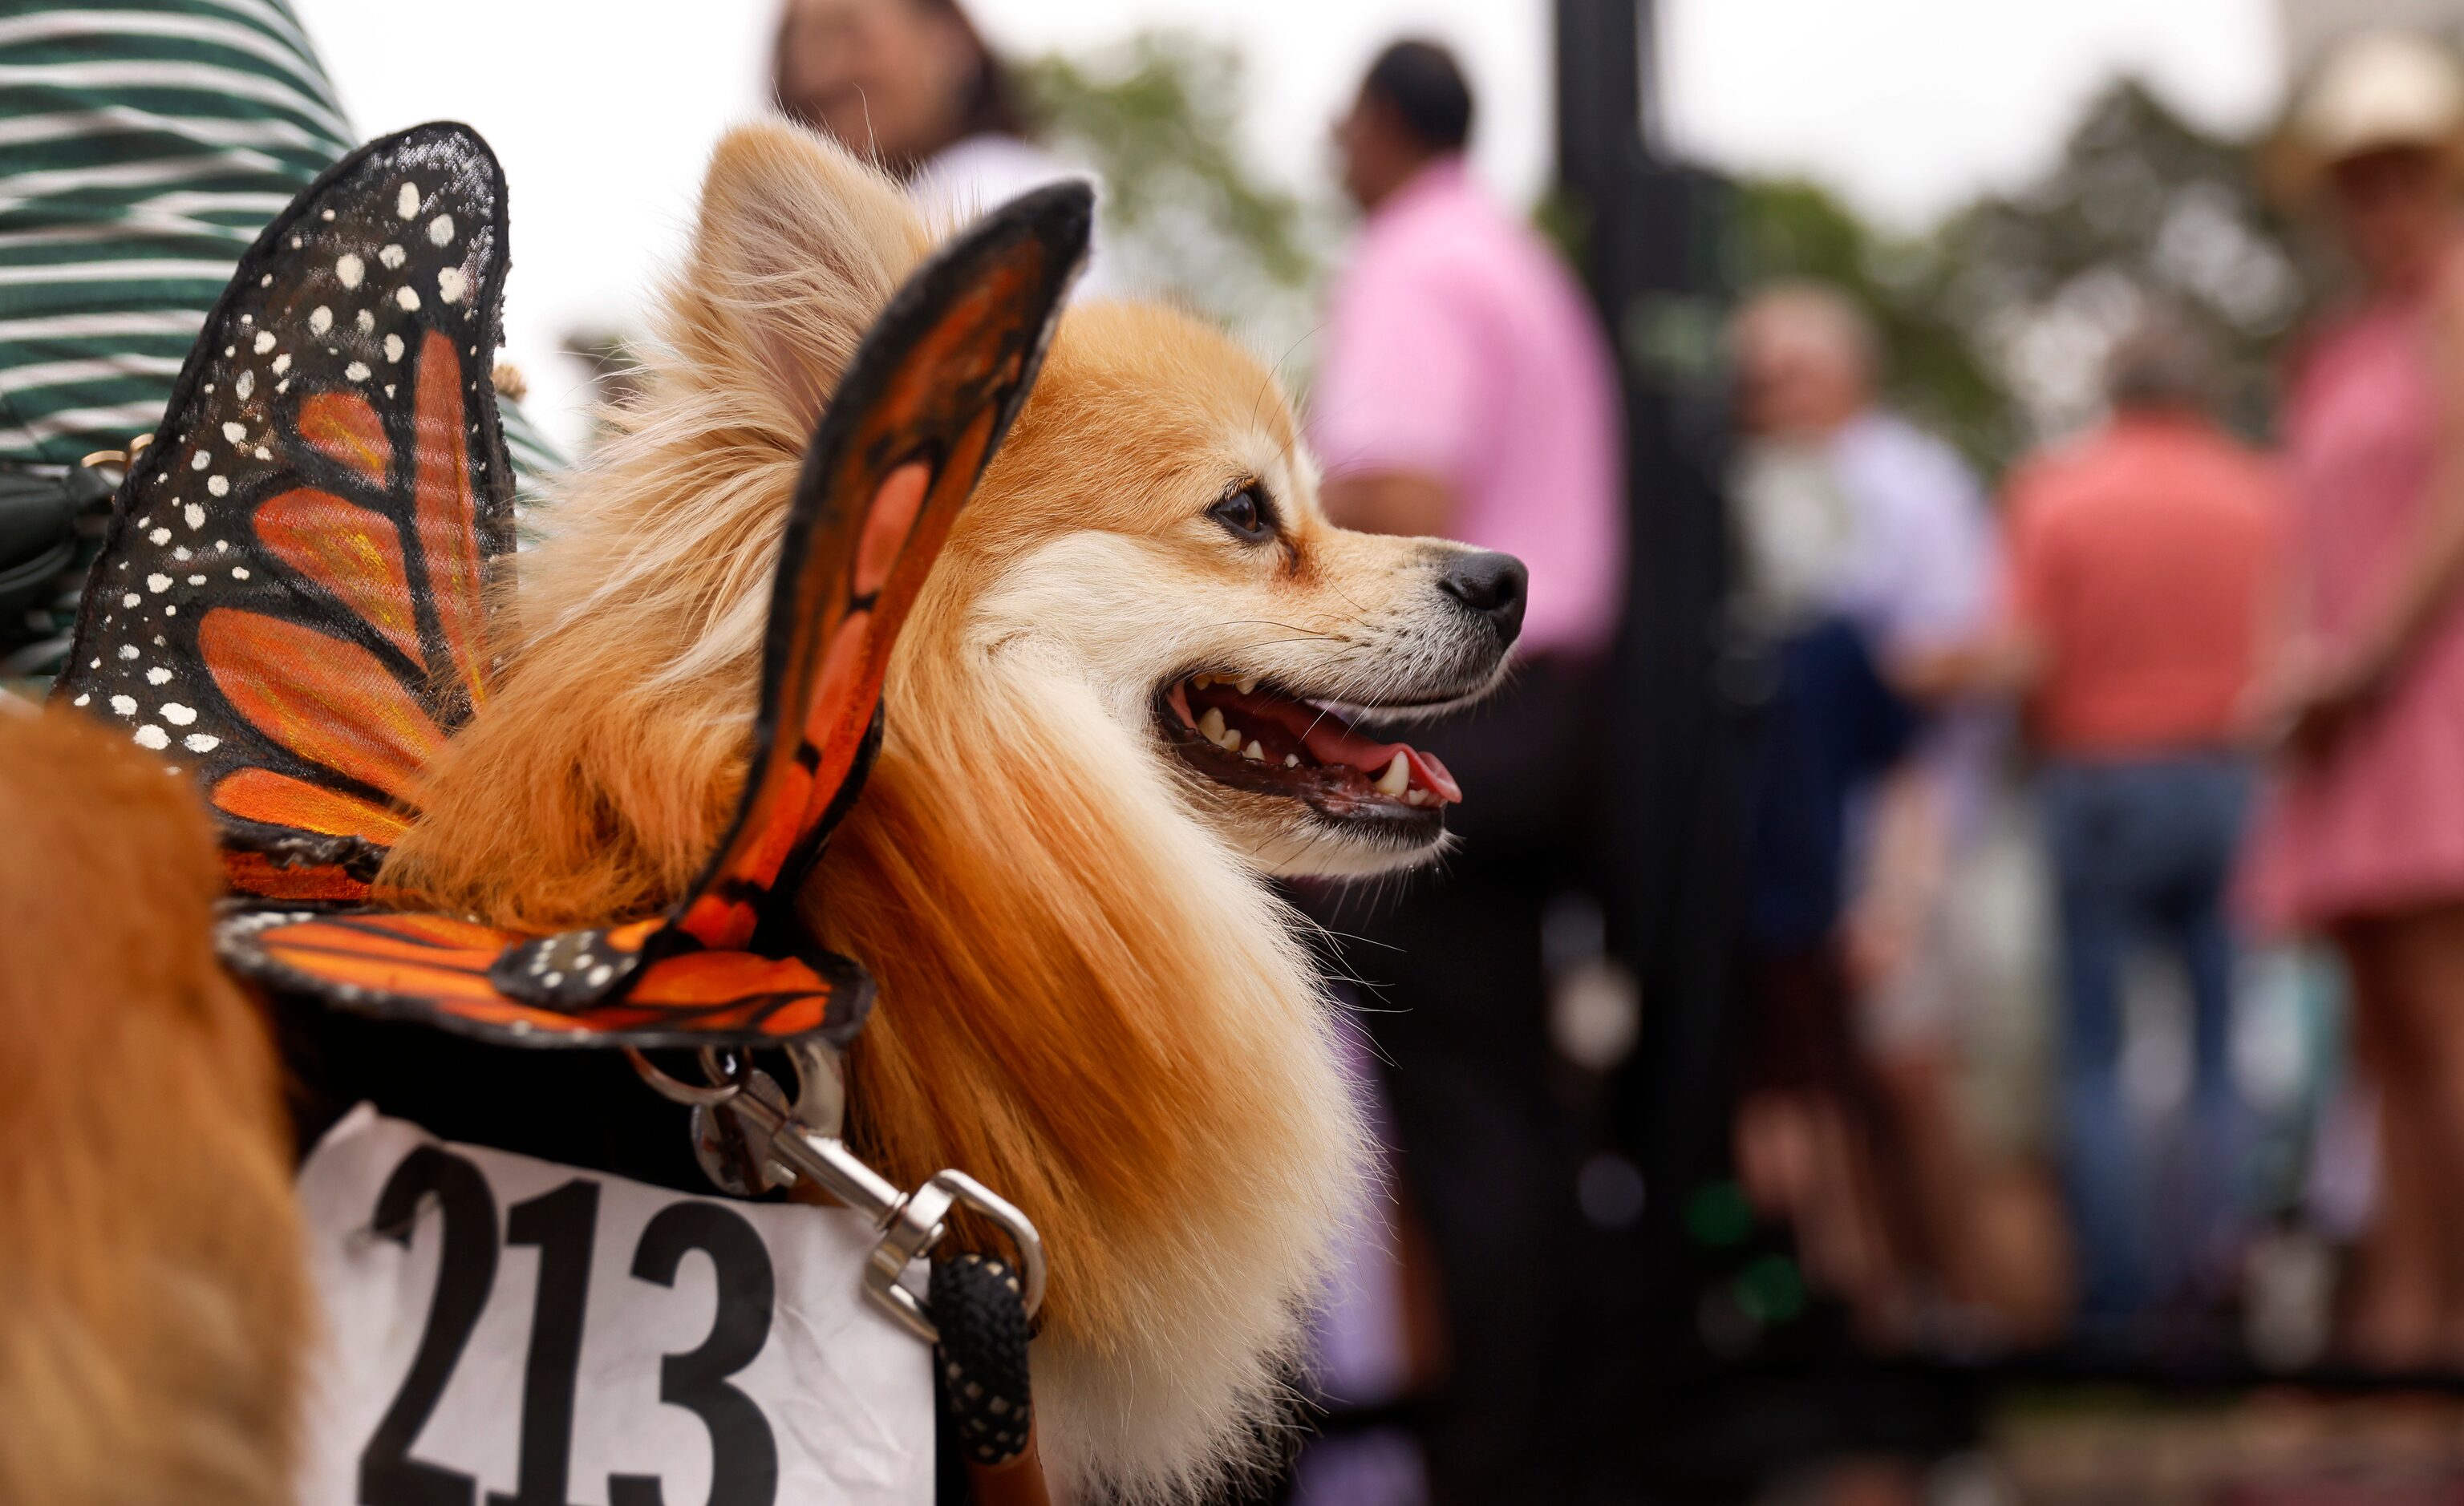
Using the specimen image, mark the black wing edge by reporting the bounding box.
[723,179,1095,917]
[50,121,516,714]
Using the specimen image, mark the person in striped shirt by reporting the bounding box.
[0,0,563,686]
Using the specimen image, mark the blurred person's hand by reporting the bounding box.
[1844,763,1944,994]
[1320,470,1456,538]
[2249,639,2389,762]
[1842,900,1917,993]
[1888,628,2041,705]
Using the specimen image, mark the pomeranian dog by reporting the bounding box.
[378,121,1526,1497]
[0,706,307,1506]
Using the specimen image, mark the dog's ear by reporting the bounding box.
[673,122,933,433]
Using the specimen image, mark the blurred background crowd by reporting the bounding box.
[24,0,2464,1501]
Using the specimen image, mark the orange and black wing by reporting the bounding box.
[51,123,515,901]
[219,182,1091,1050]
[480,180,1092,1018]
[216,906,870,1050]
[670,178,1090,948]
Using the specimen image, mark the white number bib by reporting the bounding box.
[294,1105,934,1505]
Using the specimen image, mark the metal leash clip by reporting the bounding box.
[626,1039,1045,1345]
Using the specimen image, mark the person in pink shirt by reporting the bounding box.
[1296,38,1627,1505]
[2240,30,2464,1367]
[1311,55,1625,656]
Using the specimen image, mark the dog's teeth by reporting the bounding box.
[1374,752,1410,796]
[1405,788,1432,806]
[1237,676,1258,695]
[1193,674,1214,689]
[1198,707,1227,743]
[1218,723,1246,751]
[1284,754,1300,768]
[1242,739,1266,761]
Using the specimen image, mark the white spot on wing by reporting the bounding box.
[428,213,454,246]
[183,504,204,529]
[437,267,466,305]
[345,361,371,382]
[183,734,220,753]
[160,703,196,727]
[221,422,245,443]
[384,334,404,363]
[309,306,332,334]
[336,253,363,289]
[132,725,167,750]
[253,330,276,354]
[206,476,228,496]
[108,694,134,715]
[146,667,171,686]
[397,181,419,218]
[395,286,419,312]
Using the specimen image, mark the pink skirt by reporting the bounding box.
[2240,614,2464,933]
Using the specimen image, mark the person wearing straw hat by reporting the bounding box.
[2244,27,2464,1367]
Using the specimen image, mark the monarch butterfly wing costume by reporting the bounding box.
[52,123,513,904]
[213,180,1094,1049]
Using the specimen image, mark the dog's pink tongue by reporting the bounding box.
[1297,719,1463,805]
[1198,680,1465,805]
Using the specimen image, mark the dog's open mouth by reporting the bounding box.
[1157,672,1462,821]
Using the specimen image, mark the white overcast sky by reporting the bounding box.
[289,0,2287,451]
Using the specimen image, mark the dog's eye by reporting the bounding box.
[1209,483,1276,545]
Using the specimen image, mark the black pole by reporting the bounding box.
[1554,0,1745,1386]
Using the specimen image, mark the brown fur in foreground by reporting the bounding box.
[0,709,303,1506]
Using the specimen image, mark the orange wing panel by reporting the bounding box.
[253,488,423,663]
[219,909,870,1049]
[297,391,391,488]
[213,767,409,844]
[199,607,445,804]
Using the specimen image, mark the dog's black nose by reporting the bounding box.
[1439,550,1527,646]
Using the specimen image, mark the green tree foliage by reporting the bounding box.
[1019,32,1327,341]
[1734,79,2333,474]
[1729,177,2010,464]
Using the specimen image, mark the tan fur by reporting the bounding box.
[382,121,1505,1498]
[0,708,305,1506]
